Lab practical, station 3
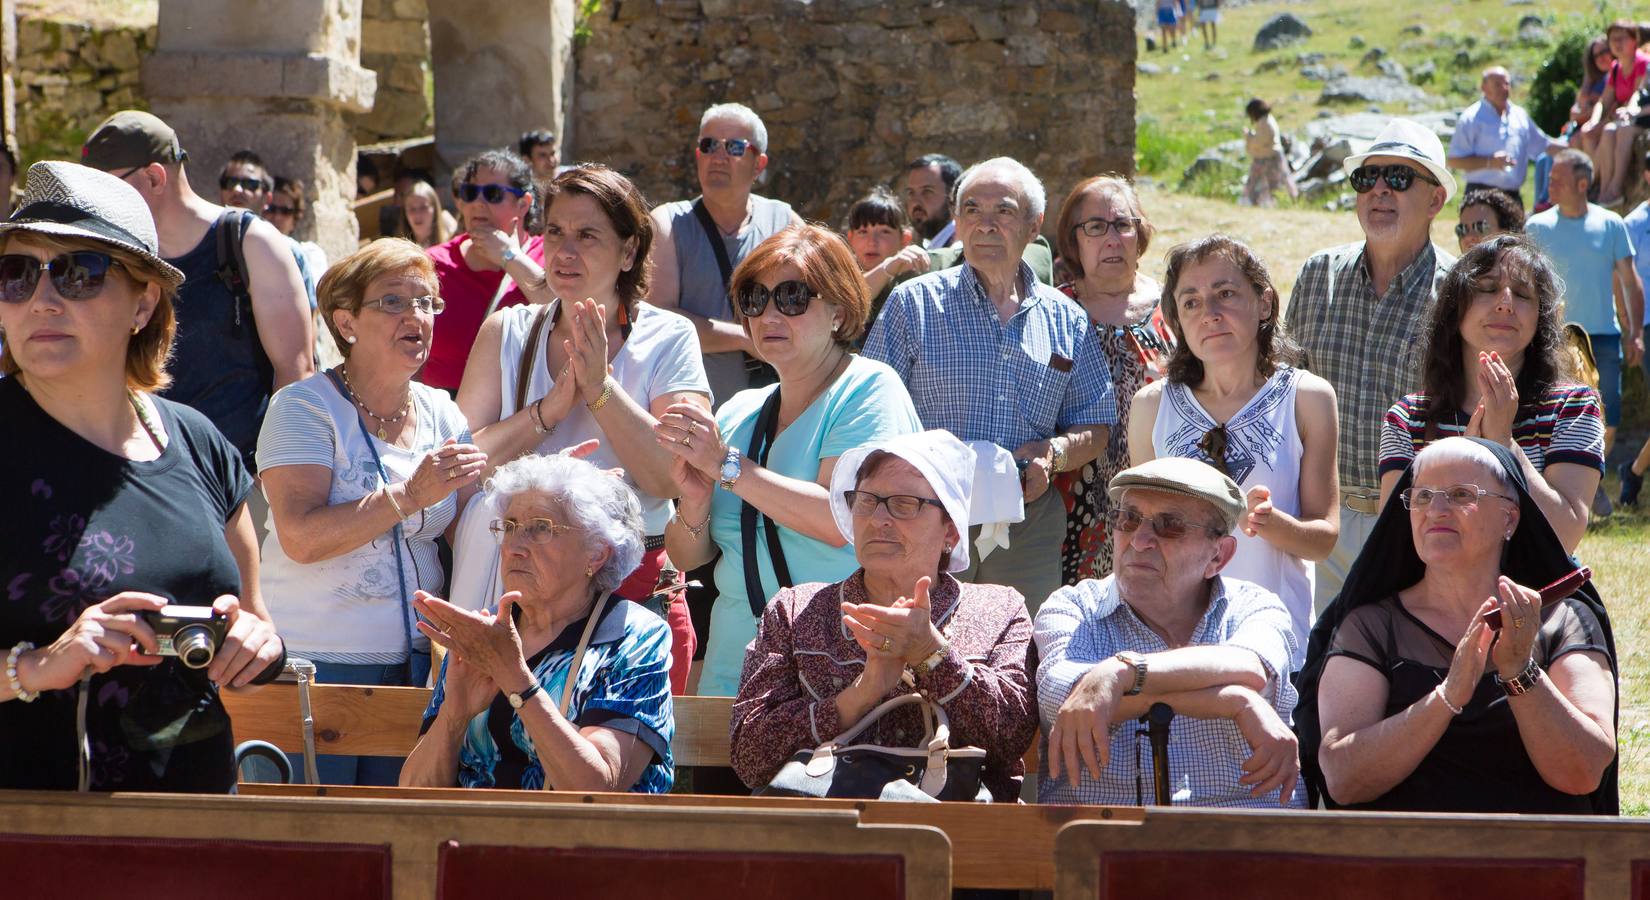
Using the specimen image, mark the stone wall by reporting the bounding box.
[572,0,1136,228]
[355,0,431,144]
[14,12,155,162]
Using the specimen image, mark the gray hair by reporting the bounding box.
[486,453,645,593]
[1412,437,1515,495]
[954,156,1046,221]
[1552,148,1594,189]
[700,102,769,155]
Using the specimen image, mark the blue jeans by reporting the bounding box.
[286,652,431,786]
[1592,333,1622,427]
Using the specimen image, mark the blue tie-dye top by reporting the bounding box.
[422,596,675,793]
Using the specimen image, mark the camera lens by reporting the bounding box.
[173,624,216,669]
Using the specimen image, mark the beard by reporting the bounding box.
[912,208,951,241]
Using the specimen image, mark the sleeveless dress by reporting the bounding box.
[1151,366,1313,667]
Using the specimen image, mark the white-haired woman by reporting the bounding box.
[402,453,675,793]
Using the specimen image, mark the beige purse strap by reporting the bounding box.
[484,267,516,322]
[559,591,613,716]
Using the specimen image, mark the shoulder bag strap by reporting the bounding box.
[691,198,735,291]
[739,386,794,617]
[559,591,613,716]
[513,302,557,416]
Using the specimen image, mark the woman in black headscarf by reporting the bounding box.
[1295,436,1616,814]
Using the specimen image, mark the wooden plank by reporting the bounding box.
[239,783,1142,890]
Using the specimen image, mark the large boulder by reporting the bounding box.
[1319,76,1432,105]
[1254,13,1312,52]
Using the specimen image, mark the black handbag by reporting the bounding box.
[755,693,991,802]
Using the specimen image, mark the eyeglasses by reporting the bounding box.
[1073,216,1140,239]
[0,252,123,304]
[1197,425,1231,477]
[219,175,266,193]
[843,490,945,520]
[1401,483,1516,510]
[456,182,527,204]
[698,137,751,157]
[736,279,818,318]
[1348,164,1442,194]
[1455,221,1493,239]
[264,204,299,217]
[1105,507,1225,540]
[488,517,573,544]
[362,293,445,315]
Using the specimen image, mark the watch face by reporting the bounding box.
[720,459,740,481]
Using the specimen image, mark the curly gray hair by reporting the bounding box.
[486,453,645,593]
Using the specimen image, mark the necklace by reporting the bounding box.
[340,365,412,440]
[127,390,165,452]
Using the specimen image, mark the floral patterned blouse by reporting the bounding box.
[730,571,1036,801]
[1051,283,1176,584]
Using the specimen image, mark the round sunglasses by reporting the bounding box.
[0,251,124,304]
[736,279,818,318]
[1348,164,1442,194]
[456,182,527,204]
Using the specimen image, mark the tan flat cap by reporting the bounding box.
[1108,457,1244,534]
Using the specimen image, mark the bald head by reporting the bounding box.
[1481,67,1511,110]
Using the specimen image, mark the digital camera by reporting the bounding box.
[142,605,228,670]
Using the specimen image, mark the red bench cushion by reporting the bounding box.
[1098,850,1584,900]
[0,833,391,900]
[437,842,905,900]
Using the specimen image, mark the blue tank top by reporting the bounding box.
[161,212,271,467]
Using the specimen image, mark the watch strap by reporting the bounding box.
[1494,659,1542,697]
[509,681,542,708]
[1116,651,1148,696]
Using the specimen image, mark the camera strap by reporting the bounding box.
[327,368,418,661]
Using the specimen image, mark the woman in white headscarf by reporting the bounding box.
[727,430,1036,801]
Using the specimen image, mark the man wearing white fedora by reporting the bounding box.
[1284,118,1456,609]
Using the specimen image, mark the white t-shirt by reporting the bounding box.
[494,300,710,534]
[255,372,472,663]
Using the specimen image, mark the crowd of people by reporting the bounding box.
[0,60,1638,818]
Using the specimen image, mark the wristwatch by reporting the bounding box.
[507,681,542,710]
[719,447,743,490]
[1114,651,1148,696]
[913,639,950,677]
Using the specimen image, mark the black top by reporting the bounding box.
[1325,594,1608,813]
[0,378,253,792]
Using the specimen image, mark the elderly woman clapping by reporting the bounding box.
[1297,437,1617,814]
[402,453,675,793]
[730,430,1036,801]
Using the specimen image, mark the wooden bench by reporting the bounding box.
[0,789,951,900]
[1054,808,1650,900]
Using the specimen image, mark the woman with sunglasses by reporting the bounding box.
[453,165,710,693]
[1048,175,1175,585]
[1296,437,1616,813]
[256,238,486,785]
[730,430,1035,800]
[1454,189,1524,254]
[656,224,921,697]
[0,161,284,791]
[423,150,544,393]
[1128,235,1338,666]
[1378,235,1603,553]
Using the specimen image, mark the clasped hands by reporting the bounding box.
[839,576,946,693]
[534,299,616,428]
[413,590,537,721]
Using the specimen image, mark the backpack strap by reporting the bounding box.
[215,208,276,392]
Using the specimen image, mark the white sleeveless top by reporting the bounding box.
[1152,366,1312,668]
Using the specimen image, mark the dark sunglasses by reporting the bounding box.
[736,279,817,318]
[1454,220,1494,239]
[1104,507,1224,540]
[0,252,122,304]
[698,137,751,157]
[1348,164,1442,194]
[219,175,266,193]
[264,204,299,217]
[1197,425,1231,477]
[843,490,945,520]
[456,182,527,204]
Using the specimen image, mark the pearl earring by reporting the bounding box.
[346,335,357,344]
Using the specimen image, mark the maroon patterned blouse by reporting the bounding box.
[730,571,1037,802]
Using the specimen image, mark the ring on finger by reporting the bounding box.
[881,636,891,652]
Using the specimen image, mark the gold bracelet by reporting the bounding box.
[586,379,614,412]
[383,485,409,520]
[673,507,709,537]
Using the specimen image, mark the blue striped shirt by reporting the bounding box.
[862,261,1117,452]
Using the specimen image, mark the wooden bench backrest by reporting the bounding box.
[0,789,951,900]
[1055,809,1650,900]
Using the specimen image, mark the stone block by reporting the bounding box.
[387,60,426,92]
[391,0,429,18]
[363,19,428,56]
[933,15,973,43]
[971,11,1007,42]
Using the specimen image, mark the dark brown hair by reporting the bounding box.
[540,164,654,313]
[1158,234,1301,385]
[1053,175,1155,281]
[1459,189,1525,232]
[730,224,870,348]
[1416,234,1569,439]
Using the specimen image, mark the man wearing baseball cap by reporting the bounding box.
[81,110,313,477]
[1033,457,1303,808]
[1284,118,1456,609]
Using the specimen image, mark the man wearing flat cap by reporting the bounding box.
[1034,457,1304,808]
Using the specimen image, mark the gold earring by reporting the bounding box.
[131,323,142,335]
[585,566,594,578]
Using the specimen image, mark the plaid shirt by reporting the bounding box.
[862,261,1116,451]
[1033,575,1305,808]
[1285,241,1454,490]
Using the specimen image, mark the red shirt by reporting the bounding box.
[422,233,545,390]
